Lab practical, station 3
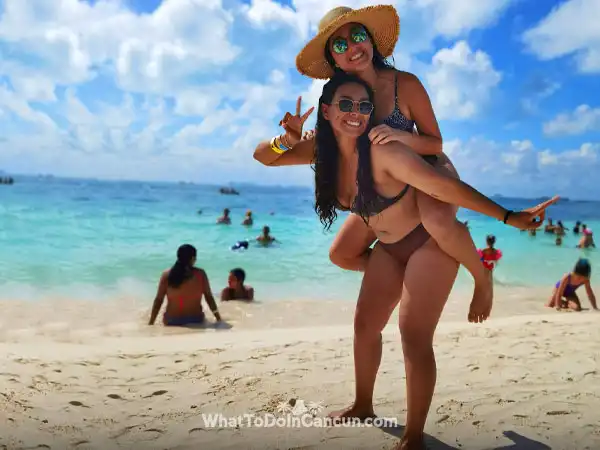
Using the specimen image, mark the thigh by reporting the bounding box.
[398,240,460,340]
[355,242,406,331]
[415,155,460,215]
[330,213,377,258]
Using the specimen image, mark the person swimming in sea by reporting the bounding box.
[231,240,250,251]
[148,244,222,326]
[242,210,253,226]
[546,258,598,312]
[220,268,254,301]
[256,225,276,246]
[217,208,231,224]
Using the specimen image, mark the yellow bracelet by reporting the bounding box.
[270,137,284,154]
[276,135,290,151]
[270,136,288,154]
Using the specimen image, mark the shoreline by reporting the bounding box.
[0,284,565,342]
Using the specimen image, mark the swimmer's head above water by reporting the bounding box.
[229,268,246,288]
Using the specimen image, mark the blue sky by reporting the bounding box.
[0,0,599,198]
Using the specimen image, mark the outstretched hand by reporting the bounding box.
[506,196,560,230]
[279,96,314,147]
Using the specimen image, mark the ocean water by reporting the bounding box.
[0,175,597,303]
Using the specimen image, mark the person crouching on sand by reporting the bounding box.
[547,258,598,312]
[148,244,222,326]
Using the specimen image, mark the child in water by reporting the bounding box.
[477,235,503,271]
[547,259,598,311]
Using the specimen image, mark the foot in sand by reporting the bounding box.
[392,436,427,450]
[468,272,493,323]
[327,404,376,423]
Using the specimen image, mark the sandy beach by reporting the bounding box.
[1,286,599,449]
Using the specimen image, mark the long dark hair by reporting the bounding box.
[324,25,396,74]
[167,244,197,288]
[312,72,379,230]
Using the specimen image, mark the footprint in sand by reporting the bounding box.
[142,390,168,398]
[107,394,124,400]
[547,410,571,416]
[68,400,89,408]
[436,414,450,424]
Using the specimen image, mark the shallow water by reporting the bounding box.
[0,175,597,302]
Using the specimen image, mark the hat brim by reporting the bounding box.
[296,5,400,80]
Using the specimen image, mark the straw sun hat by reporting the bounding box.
[296,5,400,80]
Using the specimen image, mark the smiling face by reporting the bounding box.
[322,82,373,137]
[328,23,373,74]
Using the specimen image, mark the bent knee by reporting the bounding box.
[329,245,361,269]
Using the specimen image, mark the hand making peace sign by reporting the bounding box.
[279,96,314,147]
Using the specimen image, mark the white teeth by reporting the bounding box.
[350,52,363,61]
[345,120,360,127]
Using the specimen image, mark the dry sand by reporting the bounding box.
[1,285,599,449]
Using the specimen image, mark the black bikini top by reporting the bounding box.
[337,72,432,216]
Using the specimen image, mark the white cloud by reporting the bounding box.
[426,41,502,120]
[414,0,515,36]
[0,0,240,94]
[522,0,600,73]
[0,84,56,129]
[543,104,600,136]
[445,137,600,198]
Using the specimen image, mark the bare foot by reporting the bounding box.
[327,404,376,424]
[468,271,493,323]
[391,436,427,450]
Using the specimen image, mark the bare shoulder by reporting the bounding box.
[193,267,207,278]
[396,70,422,86]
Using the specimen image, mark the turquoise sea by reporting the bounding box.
[0,175,597,303]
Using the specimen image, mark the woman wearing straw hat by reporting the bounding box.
[254,5,493,328]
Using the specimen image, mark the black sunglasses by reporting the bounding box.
[335,99,374,115]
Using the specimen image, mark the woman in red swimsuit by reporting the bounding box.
[148,244,221,326]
